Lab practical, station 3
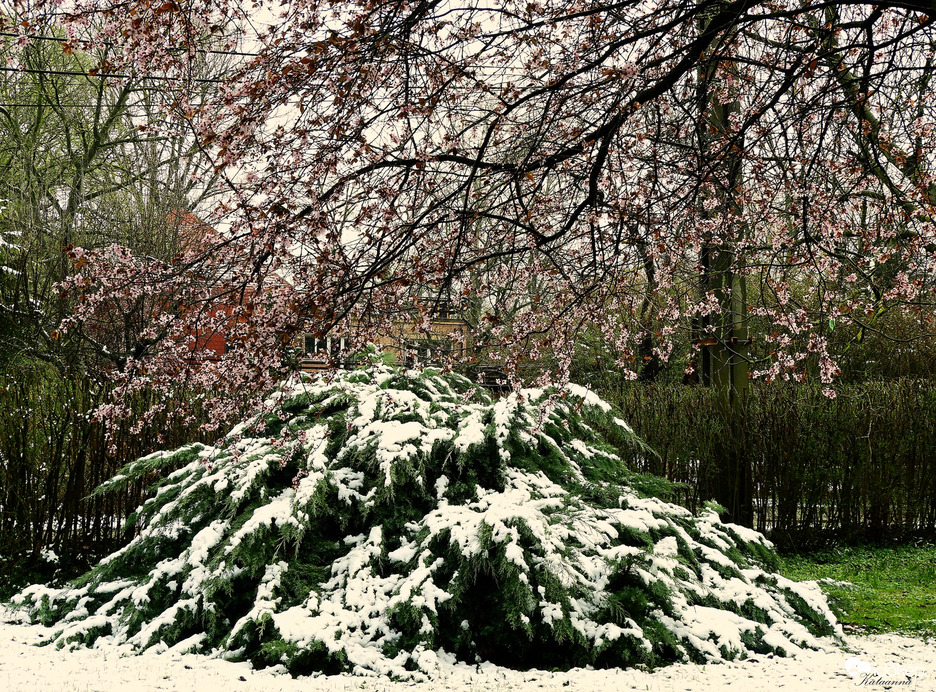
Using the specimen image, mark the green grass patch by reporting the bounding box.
[778,543,936,638]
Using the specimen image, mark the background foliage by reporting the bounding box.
[0,22,220,593]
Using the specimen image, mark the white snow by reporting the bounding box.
[1,606,932,691]
[226,488,298,552]
[564,383,611,412]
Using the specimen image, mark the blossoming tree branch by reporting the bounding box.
[11,0,936,431]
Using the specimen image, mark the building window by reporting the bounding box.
[301,335,358,368]
[432,300,456,320]
[404,338,451,366]
[304,335,348,357]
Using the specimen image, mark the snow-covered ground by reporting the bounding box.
[1,607,932,691]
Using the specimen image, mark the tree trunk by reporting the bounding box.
[697,16,753,527]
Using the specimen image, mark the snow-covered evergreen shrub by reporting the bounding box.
[13,366,841,678]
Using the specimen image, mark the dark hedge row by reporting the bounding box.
[0,361,214,598]
[611,379,936,547]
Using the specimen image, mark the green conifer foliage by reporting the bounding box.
[13,366,841,678]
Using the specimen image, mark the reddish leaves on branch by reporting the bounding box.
[15,0,936,430]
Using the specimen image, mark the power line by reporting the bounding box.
[0,103,168,112]
[0,31,259,58]
[0,64,227,84]
[0,94,308,108]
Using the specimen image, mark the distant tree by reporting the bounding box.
[0,19,223,568]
